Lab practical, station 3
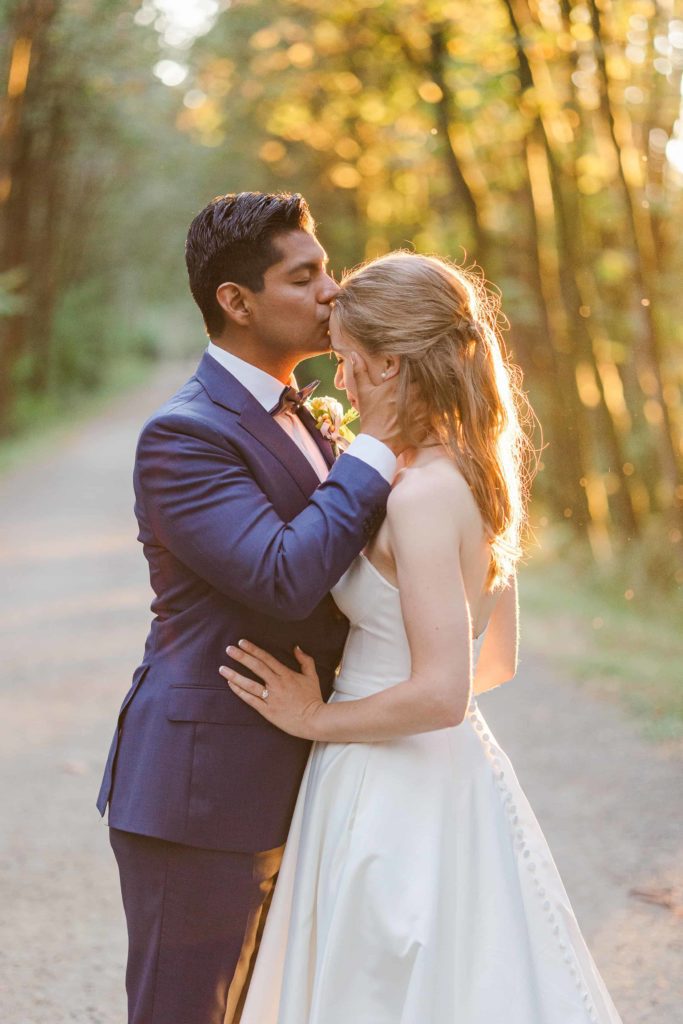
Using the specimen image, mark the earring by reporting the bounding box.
[381,371,387,379]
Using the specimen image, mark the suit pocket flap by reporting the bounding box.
[166,685,258,725]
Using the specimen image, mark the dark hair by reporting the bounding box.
[185,191,315,337]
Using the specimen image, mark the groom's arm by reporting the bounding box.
[136,412,393,620]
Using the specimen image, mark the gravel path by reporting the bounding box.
[0,363,680,1024]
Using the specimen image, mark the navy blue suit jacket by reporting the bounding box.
[97,352,390,852]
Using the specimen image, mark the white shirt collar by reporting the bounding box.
[207,342,296,411]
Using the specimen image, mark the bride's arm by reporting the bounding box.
[222,472,488,743]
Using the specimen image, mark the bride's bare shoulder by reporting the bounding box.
[388,456,479,528]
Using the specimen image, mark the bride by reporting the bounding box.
[220,251,624,1023]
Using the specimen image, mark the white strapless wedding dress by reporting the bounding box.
[240,553,623,1024]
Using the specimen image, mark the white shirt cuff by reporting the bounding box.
[343,434,397,484]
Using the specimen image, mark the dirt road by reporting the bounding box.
[0,363,680,1023]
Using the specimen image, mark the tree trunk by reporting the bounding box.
[588,0,681,524]
[0,0,59,433]
[27,94,67,393]
[427,24,491,266]
[502,0,594,530]
[504,0,647,548]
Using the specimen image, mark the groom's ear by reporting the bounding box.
[216,282,251,327]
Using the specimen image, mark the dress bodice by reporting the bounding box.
[331,553,485,699]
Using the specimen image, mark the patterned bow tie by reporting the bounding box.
[269,379,320,416]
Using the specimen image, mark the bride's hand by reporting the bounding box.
[346,350,404,456]
[219,640,325,740]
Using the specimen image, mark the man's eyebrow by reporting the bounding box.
[287,255,330,275]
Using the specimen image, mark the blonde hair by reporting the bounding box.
[333,251,534,591]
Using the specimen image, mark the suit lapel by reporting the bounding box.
[238,402,321,497]
[195,351,322,498]
[297,404,336,470]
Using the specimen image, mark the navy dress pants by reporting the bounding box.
[110,828,284,1024]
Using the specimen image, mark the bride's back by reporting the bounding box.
[365,450,500,639]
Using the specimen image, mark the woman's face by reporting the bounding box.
[329,315,385,409]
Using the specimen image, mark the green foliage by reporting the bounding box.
[0,269,26,316]
[0,0,218,431]
[50,279,159,391]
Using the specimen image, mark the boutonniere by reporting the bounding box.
[305,395,359,458]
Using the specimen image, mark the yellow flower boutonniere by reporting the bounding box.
[305,395,359,458]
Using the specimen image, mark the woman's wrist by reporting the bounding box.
[306,701,333,742]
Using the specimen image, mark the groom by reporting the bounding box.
[97,191,399,1024]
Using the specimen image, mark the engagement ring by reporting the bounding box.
[261,688,269,700]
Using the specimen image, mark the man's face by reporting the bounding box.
[246,230,339,359]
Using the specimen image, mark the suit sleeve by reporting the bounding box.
[136,412,390,620]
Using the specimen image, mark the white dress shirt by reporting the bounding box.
[206,343,396,484]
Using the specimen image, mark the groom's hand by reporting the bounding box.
[347,351,405,455]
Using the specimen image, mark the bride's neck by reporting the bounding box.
[399,439,446,469]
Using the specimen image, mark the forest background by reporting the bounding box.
[1,0,682,738]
